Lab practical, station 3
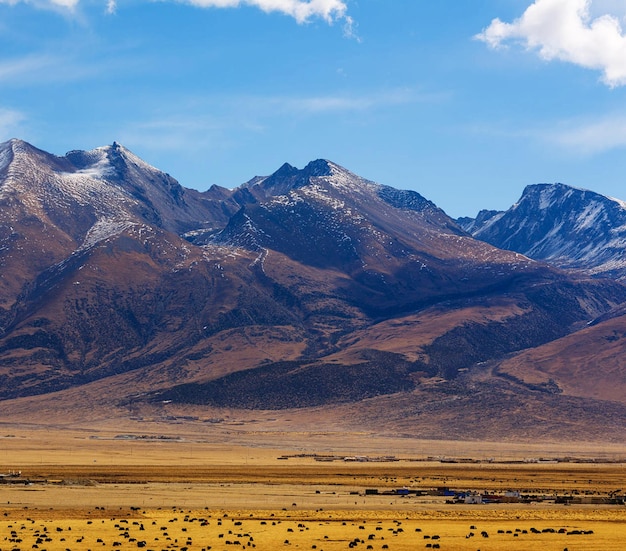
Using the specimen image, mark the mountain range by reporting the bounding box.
[2,138,626,442]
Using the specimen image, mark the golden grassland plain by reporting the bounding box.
[1,427,626,550]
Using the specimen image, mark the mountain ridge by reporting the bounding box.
[2,139,626,442]
[461,182,626,279]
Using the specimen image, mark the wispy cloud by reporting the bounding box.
[0,53,99,86]
[0,108,26,141]
[476,0,626,87]
[256,88,426,114]
[0,54,57,82]
[284,89,425,113]
[114,88,432,157]
[1,0,351,25]
[117,116,228,154]
[0,0,79,9]
[546,113,626,153]
[467,110,626,156]
[0,47,155,86]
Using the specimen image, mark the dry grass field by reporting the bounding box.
[1,427,626,550]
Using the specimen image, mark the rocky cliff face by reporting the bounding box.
[462,183,626,279]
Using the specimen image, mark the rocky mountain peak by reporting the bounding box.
[3,138,36,155]
[1,138,68,177]
[469,182,626,278]
[65,142,158,180]
[302,158,334,177]
[64,142,210,234]
[244,159,335,199]
[457,209,503,234]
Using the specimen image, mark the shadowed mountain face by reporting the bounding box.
[460,183,626,279]
[2,139,626,441]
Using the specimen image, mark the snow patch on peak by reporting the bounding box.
[55,170,136,209]
[67,142,161,179]
[324,159,349,174]
[66,145,108,163]
[0,142,13,174]
[537,185,560,210]
[5,138,30,154]
[268,190,305,208]
[609,195,626,210]
[474,181,626,278]
[574,200,605,232]
[301,183,346,210]
[315,161,379,195]
[79,217,136,251]
[66,147,115,180]
[110,142,160,174]
[525,183,591,209]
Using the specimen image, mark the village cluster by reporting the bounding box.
[364,486,626,505]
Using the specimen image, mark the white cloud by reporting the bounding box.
[1,0,349,24]
[183,0,348,24]
[476,0,626,87]
[50,0,78,7]
[0,0,79,8]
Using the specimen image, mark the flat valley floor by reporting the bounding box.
[1,426,626,550]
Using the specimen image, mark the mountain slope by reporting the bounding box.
[2,140,626,443]
[0,139,216,313]
[491,305,626,406]
[151,161,626,407]
[214,160,546,316]
[0,139,282,396]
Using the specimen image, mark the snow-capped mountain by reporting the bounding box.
[207,159,580,325]
[461,183,626,279]
[1,139,205,234]
[2,139,626,441]
[0,139,226,316]
[218,159,530,274]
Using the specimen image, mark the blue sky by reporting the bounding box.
[2,0,626,218]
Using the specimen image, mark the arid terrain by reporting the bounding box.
[1,426,625,550]
[4,140,626,447]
